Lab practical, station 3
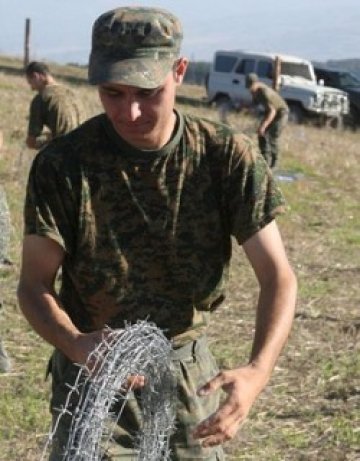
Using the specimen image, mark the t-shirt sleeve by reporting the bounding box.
[27,95,44,137]
[226,134,286,244]
[23,150,77,254]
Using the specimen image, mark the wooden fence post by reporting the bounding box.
[24,18,31,68]
[273,55,281,91]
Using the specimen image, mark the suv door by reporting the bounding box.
[256,59,274,87]
[207,54,238,101]
[208,54,256,108]
[231,58,256,106]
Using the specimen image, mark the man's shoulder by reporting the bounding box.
[182,113,257,164]
[257,83,275,97]
[257,84,287,106]
[43,83,68,94]
[41,83,77,101]
[183,113,233,142]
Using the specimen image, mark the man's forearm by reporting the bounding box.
[249,270,297,380]
[259,107,277,133]
[18,283,82,361]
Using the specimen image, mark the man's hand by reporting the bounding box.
[192,364,268,447]
[193,223,297,447]
[71,330,145,389]
[69,329,118,366]
[26,131,52,150]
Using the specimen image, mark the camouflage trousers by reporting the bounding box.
[258,109,288,168]
[48,335,225,460]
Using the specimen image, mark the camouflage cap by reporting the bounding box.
[245,72,258,88]
[88,7,183,88]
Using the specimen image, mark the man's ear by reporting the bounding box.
[174,58,189,84]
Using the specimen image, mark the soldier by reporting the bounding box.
[24,61,86,150]
[246,72,289,168]
[17,6,297,460]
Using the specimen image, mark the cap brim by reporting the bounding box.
[88,55,175,89]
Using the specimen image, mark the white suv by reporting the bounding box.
[206,50,349,125]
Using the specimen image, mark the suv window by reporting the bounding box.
[257,60,273,78]
[214,55,237,72]
[337,72,360,87]
[235,59,256,75]
[281,62,312,81]
[315,69,360,88]
[315,70,331,84]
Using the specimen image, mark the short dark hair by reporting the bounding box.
[24,61,50,76]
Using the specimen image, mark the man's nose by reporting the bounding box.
[124,98,142,121]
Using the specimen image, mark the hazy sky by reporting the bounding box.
[1,0,359,65]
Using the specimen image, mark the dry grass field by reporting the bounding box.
[0,55,359,460]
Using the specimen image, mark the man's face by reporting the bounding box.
[98,59,188,150]
[26,73,43,91]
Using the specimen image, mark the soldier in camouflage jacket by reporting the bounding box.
[18,7,297,460]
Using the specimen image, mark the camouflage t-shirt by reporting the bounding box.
[253,83,289,115]
[27,84,86,139]
[24,112,286,344]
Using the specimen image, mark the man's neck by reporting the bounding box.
[45,75,56,86]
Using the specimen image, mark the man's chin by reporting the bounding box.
[116,128,159,150]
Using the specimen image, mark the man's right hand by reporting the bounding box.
[71,330,146,389]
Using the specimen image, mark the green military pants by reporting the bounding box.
[258,109,289,168]
[48,335,225,460]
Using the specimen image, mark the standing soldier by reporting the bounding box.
[24,61,87,150]
[18,7,297,459]
[246,72,289,168]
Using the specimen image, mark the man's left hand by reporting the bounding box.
[192,364,268,447]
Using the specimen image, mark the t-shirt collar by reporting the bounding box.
[102,110,184,163]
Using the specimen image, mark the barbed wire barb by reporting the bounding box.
[40,320,177,460]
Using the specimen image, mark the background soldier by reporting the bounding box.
[24,61,86,150]
[246,72,289,168]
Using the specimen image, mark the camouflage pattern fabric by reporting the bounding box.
[27,84,86,140]
[48,335,225,460]
[24,110,286,346]
[89,7,183,87]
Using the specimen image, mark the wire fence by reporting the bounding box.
[41,321,177,461]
